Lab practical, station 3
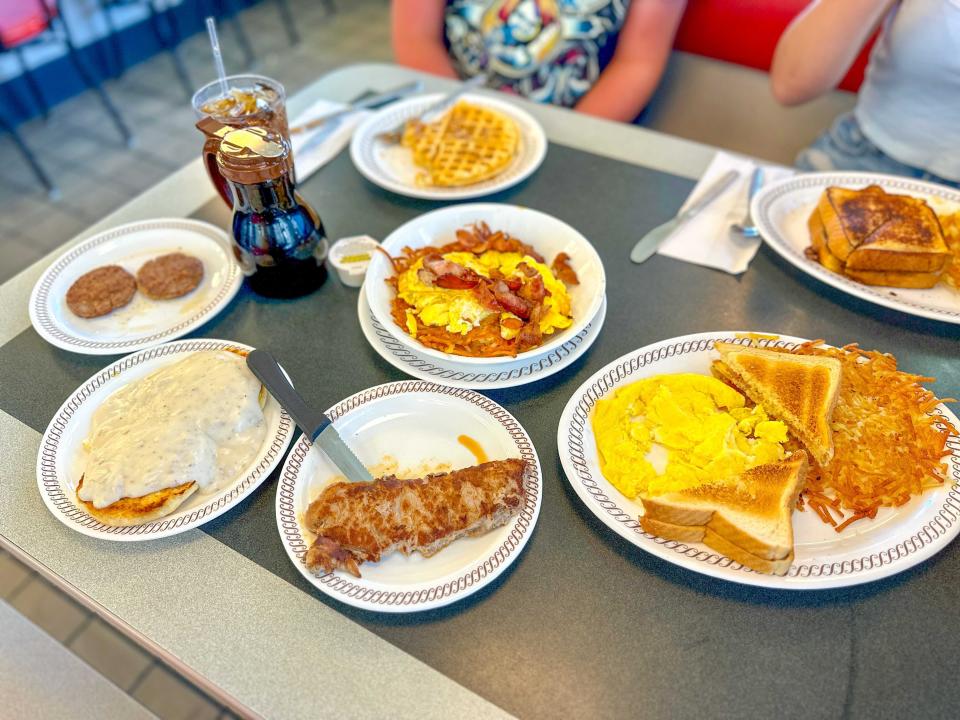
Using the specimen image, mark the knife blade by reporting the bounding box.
[629,169,740,264]
[245,349,373,483]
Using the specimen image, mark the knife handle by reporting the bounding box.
[246,350,330,441]
[679,169,740,221]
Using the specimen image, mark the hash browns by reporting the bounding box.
[788,341,955,531]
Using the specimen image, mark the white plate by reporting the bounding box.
[557,330,960,590]
[276,381,542,612]
[358,289,606,389]
[350,92,547,200]
[36,339,294,541]
[30,218,243,355]
[752,172,960,325]
[365,203,605,366]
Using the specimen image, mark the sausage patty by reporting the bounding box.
[136,252,204,299]
[65,265,137,318]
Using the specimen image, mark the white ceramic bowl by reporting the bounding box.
[364,204,606,365]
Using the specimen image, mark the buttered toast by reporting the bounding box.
[640,455,808,575]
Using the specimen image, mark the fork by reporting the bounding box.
[377,74,489,144]
[730,167,764,238]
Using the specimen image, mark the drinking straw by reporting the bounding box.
[206,17,229,97]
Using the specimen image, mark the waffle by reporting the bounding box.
[401,101,520,188]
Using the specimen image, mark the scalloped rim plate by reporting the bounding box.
[36,339,294,541]
[275,381,542,612]
[29,218,243,355]
[751,172,960,325]
[557,330,960,590]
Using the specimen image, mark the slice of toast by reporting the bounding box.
[810,200,943,286]
[844,266,941,288]
[818,185,950,272]
[714,342,841,466]
[819,185,890,262]
[809,208,846,273]
[639,455,808,575]
[640,518,796,575]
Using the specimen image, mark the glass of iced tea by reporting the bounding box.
[192,74,290,206]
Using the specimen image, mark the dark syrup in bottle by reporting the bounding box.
[217,126,328,298]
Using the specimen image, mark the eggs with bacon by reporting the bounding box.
[396,250,573,341]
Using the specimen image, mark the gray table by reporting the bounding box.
[2,64,959,720]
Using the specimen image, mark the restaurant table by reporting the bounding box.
[2,63,959,720]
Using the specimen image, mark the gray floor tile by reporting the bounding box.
[0,238,46,284]
[68,617,154,690]
[0,550,33,599]
[7,576,90,643]
[6,202,89,254]
[132,663,222,720]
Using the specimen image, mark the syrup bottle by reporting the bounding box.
[216,125,327,297]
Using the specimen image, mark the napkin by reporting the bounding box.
[657,150,795,274]
[290,99,372,181]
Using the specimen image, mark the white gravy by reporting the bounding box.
[79,350,266,509]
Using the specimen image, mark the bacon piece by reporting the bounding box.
[504,276,523,291]
[516,262,538,278]
[303,459,527,577]
[516,305,543,351]
[551,252,579,285]
[493,280,533,319]
[455,228,490,254]
[471,280,502,311]
[417,268,438,286]
[519,275,546,303]
[422,254,481,289]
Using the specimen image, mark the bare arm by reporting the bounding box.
[391,0,459,79]
[575,0,687,122]
[770,0,896,106]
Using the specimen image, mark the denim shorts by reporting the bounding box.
[795,112,960,189]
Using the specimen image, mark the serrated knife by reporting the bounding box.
[246,350,372,483]
[629,169,740,264]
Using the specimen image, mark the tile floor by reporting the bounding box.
[0,0,393,284]
[1,0,391,717]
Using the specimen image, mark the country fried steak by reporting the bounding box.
[136,252,203,299]
[65,265,137,318]
[303,458,528,577]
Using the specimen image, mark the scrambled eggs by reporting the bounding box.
[591,374,788,499]
[396,251,573,340]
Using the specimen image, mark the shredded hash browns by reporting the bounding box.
[788,341,956,532]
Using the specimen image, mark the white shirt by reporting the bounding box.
[856,0,960,180]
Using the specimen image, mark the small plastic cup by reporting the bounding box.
[330,236,379,287]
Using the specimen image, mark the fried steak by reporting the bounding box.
[303,458,528,577]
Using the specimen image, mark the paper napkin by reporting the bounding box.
[290,99,372,182]
[657,150,795,274]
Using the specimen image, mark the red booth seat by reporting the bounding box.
[674,0,877,93]
[0,0,58,49]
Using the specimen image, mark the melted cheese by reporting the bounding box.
[79,351,266,509]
